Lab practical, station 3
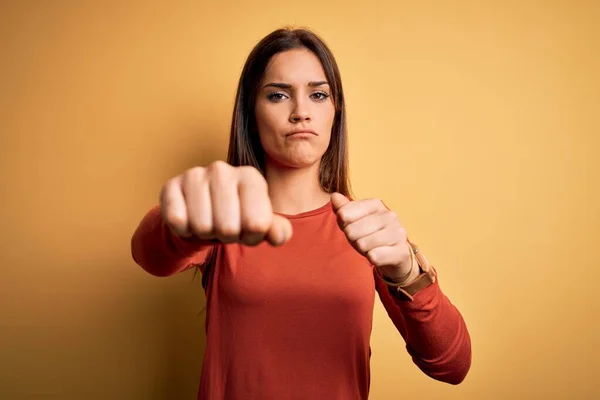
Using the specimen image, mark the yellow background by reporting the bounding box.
[1,1,599,399]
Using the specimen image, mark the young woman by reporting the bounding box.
[131,27,471,400]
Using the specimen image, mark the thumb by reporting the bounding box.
[266,214,293,246]
[330,192,350,212]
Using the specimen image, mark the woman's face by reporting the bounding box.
[254,48,335,169]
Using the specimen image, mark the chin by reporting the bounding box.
[269,151,324,169]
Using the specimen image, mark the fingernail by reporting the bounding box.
[276,231,285,246]
[277,227,289,246]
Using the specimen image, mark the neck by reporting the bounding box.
[264,160,331,215]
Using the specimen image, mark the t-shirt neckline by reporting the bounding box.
[275,200,332,219]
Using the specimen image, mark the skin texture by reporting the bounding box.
[255,48,334,170]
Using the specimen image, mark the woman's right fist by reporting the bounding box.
[159,161,292,246]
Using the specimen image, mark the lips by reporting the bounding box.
[286,129,317,136]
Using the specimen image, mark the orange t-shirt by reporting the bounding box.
[131,201,471,399]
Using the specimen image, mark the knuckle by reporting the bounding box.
[207,161,231,180]
[215,223,241,238]
[337,209,350,223]
[343,226,355,240]
[238,165,259,175]
[159,184,171,204]
[244,215,271,234]
[162,175,179,194]
[165,207,185,226]
[183,167,206,186]
[367,197,380,207]
[356,237,369,253]
[237,165,253,175]
[188,219,212,236]
[239,166,266,185]
[210,160,228,169]
[384,210,399,225]
[188,166,206,179]
[367,250,379,265]
[395,225,406,239]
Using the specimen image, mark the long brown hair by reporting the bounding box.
[226,27,352,197]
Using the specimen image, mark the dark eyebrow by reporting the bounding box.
[263,81,330,89]
[308,81,329,87]
[263,82,292,89]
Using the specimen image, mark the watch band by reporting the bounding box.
[378,240,437,301]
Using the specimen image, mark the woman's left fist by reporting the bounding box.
[331,192,413,281]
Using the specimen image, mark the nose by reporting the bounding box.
[289,99,311,123]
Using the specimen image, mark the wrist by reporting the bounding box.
[381,243,420,285]
[376,240,437,301]
[399,259,421,284]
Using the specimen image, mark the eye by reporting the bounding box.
[267,92,288,102]
[311,91,330,101]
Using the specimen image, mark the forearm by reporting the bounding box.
[394,282,471,384]
[130,205,215,277]
[376,270,471,385]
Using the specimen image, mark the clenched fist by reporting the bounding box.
[159,161,292,246]
[331,193,415,282]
